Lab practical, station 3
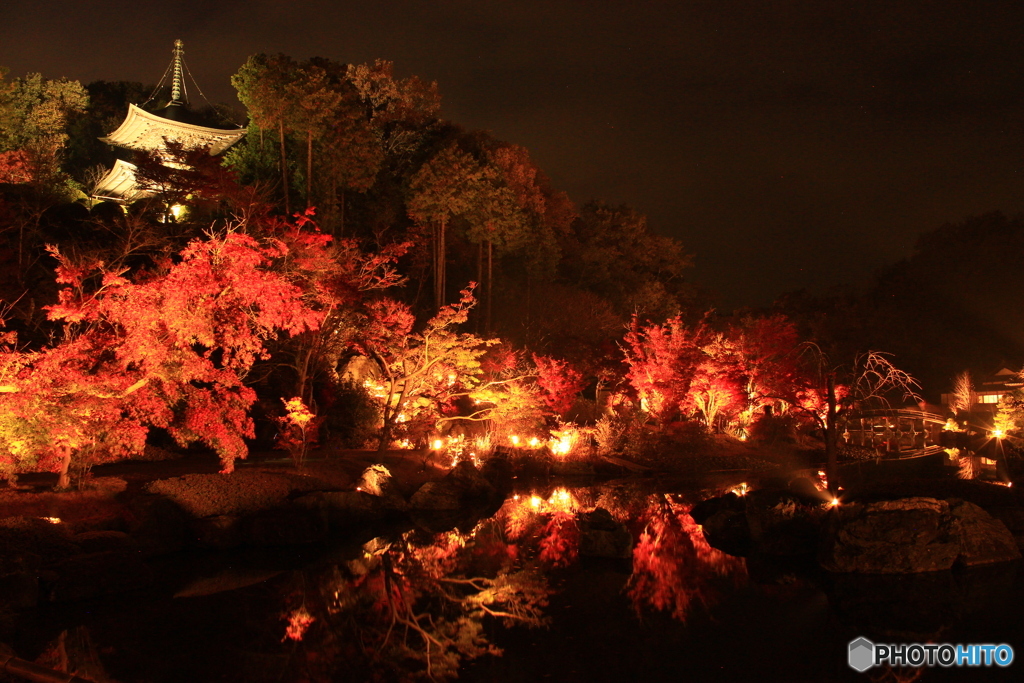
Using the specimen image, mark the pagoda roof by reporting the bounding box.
[100,104,245,156]
[92,158,153,202]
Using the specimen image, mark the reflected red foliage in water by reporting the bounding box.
[627,494,746,621]
[538,511,580,568]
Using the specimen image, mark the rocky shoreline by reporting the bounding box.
[693,476,1024,572]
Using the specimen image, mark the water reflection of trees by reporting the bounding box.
[288,523,551,681]
[10,487,752,682]
[625,493,747,621]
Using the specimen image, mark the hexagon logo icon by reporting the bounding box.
[848,637,875,672]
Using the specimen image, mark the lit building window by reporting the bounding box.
[978,394,1001,404]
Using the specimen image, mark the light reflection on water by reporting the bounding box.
[16,483,1023,682]
[270,484,748,681]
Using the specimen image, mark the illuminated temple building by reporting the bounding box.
[92,40,246,202]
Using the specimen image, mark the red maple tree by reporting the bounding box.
[0,218,336,486]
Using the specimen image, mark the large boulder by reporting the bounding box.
[48,551,153,602]
[409,481,464,510]
[0,517,80,568]
[948,499,1021,567]
[551,459,595,477]
[72,530,138,554]
[819,497,1022,574]
[191,515,244,550]
[480,455,513,490]
[447,461,496,498]
[123,494,190,556]
[294,490,389,526]
[819,497,960,573]
[701,508,752,557]
[356,464,409,511]
[409,462,496,511]
[744,489,821,556]
[985,506,1024,552]
[690,492,744,525]
[577,507,632,559]
[244,507,327,546]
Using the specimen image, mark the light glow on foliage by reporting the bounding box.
[41,517,61,524]
[548,425,579,457]
[362,379,388,400]
[546,487,578,514]
[282,606,315,642]
[282,397,314,428]
[730,482,749,497]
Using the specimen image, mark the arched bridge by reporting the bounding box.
[842,408,950,459]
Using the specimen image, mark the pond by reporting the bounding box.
[8,480,1024,682]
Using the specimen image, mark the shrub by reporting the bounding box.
[323,381,381,448]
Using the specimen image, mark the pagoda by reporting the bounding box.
[92,40,246,202]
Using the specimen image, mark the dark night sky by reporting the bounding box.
[4,1,1024,309]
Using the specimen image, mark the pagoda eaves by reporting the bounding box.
[101,104,246,156]
[91,159,153,202]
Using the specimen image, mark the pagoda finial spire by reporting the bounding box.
[170,39,185,106]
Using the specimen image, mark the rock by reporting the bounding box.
[175,568,284,598]
[409,462,497,511]
[410,501,503,534]
[123,494,190,556]
[144,471,298,518]
[294,490,389,527]
[988,506,1024,534]
[988,506,1024,552]
[191,515,243,550]
[551,459,595,477]
[72,530,138,554]
[409,481,464,510]
[480,455,513,489]
[244,508,327,546]
[356,465,409,511]
[49,551,153,602]
[827,570,960,638]
[745,489,820,556]
[577,507,632,559]
[701,508,752,557]
[819,497,960,574]
[948,499,1022,567]
[0,570,38,610]
[447,461,496,498]
[0,517,81,566]
[787,476,824,500]
[691,492,744,525]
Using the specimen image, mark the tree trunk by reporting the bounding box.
[338,185,345,237]
[476,242,483,333]
[825,374,839,496]
[306,129,313,209]
[279,120,290,215]
[525,270,531,332]
[56,445,72,490]
[486,240,493,334]
[378,380,407,452]
[434,218,447,311]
